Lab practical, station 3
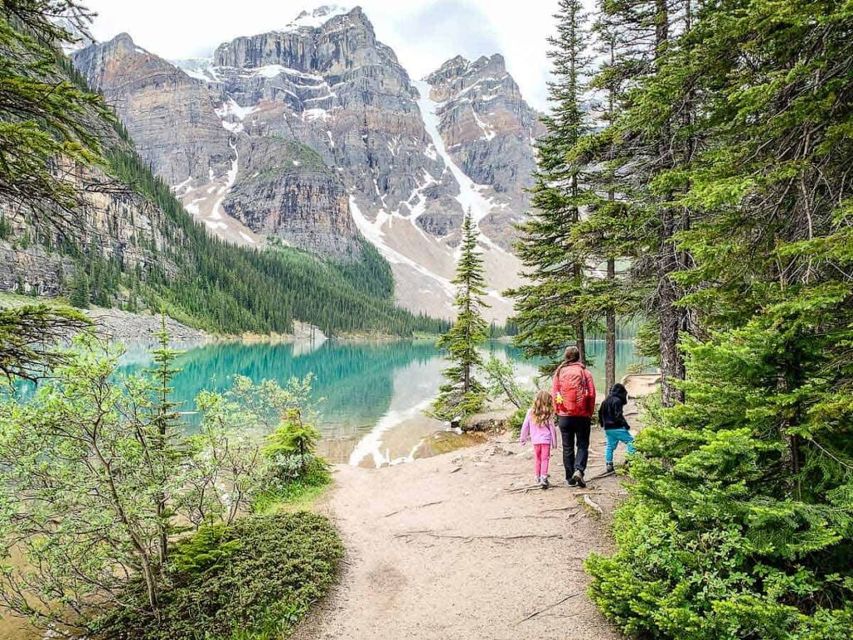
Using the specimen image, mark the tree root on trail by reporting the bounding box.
[383,500,445,518]
[505,484,543,494]
[517,591,583,624]
[582,494,603,515]
[540,505,581,514]
[394,531,564,543]
[586,470,615,481]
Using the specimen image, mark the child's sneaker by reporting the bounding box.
[572,470,586,488]
[605,463,615,473]
[541,476,550,490]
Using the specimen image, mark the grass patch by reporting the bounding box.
[92,511,343,640]
[253,465,332,515]
[0,291,70,308]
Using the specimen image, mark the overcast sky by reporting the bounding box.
[81,0,595,111]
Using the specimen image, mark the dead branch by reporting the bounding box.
[517,592,583,624]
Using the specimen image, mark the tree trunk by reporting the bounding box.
[605,258,616,391]
[654,0,685,407]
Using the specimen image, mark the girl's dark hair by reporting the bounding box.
[610,383,628,401]
[554,346,581,375]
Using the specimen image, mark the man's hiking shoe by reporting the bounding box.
[572,470,586,488]
[605,463,615,473]
[567,476,577,487]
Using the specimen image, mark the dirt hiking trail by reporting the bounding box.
[295,411,636,640]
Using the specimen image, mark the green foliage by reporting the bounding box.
[584,0,853,637]
[92,511,344,640]
[0,340,329,632]
[68,268,89,308]
[509,0,597,360]
[0,1,111,230]
[433,211,489,421]
[252,462,331,516]
[169,523,242,575]
[0,303,90,381]
[265,409,320,469]
[0,213,10,240]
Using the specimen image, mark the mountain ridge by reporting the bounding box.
[71,5,542,321]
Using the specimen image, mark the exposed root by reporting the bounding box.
[517,592,583,624]
[383,500,444,518]
[582,494,603,516]
[394,531,564,543]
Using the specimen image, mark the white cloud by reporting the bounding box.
[82,0,596,111]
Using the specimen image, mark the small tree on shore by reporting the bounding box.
[433,210,489,421]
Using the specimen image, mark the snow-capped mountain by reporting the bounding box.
[72,5,543,321]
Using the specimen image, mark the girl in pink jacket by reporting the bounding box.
[519,390,560,489]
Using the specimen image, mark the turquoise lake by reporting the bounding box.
[114,338,645,466]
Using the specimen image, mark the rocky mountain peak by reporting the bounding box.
[286,5,355,29]
[71,5,543,320]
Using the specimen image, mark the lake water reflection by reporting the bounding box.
[115,338,645,466]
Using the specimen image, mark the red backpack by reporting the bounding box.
[552,363,595,417]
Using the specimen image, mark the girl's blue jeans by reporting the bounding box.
[605,429,635,463]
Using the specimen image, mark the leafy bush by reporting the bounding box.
[92,512,343,640]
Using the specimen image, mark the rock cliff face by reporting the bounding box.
[0,171,182,298]
[71,6,543,320]
[72,34,232,185]
[425,54,544,248]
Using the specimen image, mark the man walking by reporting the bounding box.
[552,346,596,488]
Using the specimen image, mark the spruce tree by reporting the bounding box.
[565,0,644,391]
[586,0,853,636]
[69,268,89,308]
[509,0,593,366]
[433,210,489,421]
[0,0,107,230]
[148,317,183,573]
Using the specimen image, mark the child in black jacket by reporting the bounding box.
[598,383,635,473]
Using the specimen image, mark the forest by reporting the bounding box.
[503,0,852,637]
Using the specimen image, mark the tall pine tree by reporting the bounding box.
[586,0,853,636]
[509,0,593,366]
[433,210,489,421]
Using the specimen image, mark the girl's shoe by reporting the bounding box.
[541,476,550,490]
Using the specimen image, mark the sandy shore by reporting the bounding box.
[294,406,638,640]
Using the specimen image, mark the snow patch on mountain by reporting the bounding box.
[281,5,350,31]
[413,79,495,226]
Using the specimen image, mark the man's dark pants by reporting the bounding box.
[558,415,591,479]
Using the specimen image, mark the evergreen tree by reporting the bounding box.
[148,318,183,573]
[0,0,107,230]
[0,213,10,240]
[586,0,853,636]
[433,210,489,421]
[565,0,644,390]
[509,0,593,365]
[69,269,89,309]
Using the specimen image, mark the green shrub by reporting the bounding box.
[92,511,343,640]
[586,315,853,640]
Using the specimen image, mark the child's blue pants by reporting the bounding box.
[605,429,635,463]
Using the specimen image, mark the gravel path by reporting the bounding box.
[296,421,633,640]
